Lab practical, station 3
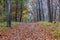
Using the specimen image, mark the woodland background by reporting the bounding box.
[0,0,60,39]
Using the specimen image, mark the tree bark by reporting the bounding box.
[38,0,41,21]
[41,0,44,21]
[19,0,23,22]
[59,0,60,21]
[15,0,18,21]
[6,0,11,27]
[47,0,53,22]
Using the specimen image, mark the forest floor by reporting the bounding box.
[0,22,56,40]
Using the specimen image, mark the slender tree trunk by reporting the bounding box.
[41,0,44,21]
[47,0,53,22]
[59,0,60,21]
[35,2,38,22]
[35,2,38,21]
[50,0,53,22]
[54,6,57,22]
[0,1,1,15]
[6,0,11,27]
[15,0,18,21]
[19,0,23,22]
[38,0,41,21]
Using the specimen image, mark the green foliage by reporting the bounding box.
[0,14,6,22]
[40,21,51,27]
[0,22,19,30]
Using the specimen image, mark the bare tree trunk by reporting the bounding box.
[6,0,11,27]
[54,6,57,22]
[50,0,53,21]
[19,0,23,22]
[47,0,53,22]
[53,0,57,22]
[41,0,44,21]
[15,0,18,21]
[38,0,41,21]
[35,2,38,22]
[36,2,39,21]
[59,0,60,21]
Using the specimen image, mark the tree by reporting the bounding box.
[15,0,18,21]
[47,0,53,22]
[50,0,53,21]
[59,0,60,21]
[6,0,11,27]
[19,0,23,22]
[38,0,41,21]
[41,0,44,21]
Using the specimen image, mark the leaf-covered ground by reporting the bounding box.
[0,23,55,40]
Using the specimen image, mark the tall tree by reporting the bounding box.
[19,0,23,22]
[41,0,44,21]
[37,0,41,21]
[6,0,11,27]
[54,5,57,22]
[47,0,53,22]
[53,0,57,22]
[36,3,39,21]
[15,0,18,21]
[59,0,60,21]
[50,0,53,21]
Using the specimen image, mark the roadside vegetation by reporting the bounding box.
[40,21,60,39]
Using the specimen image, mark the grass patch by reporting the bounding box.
[0,22,19,30]
[40,21,51,27]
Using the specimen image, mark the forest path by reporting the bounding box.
[0,23,55,40]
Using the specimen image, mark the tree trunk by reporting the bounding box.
[19,0,23,22]
[54,6,57,22]
[41,0,44,21]
[6,0,11,27]
[15,0,18,21]
[38,0,41,21]
[47,0,53,22]
[59,0,60,21]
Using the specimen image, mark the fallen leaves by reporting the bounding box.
[0,23,55,40]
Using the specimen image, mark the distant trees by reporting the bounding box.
[32,0,60,22]
[33,0,44,21]
[1,0,60,27]
[34,0,41,21]
[6,0,60,23]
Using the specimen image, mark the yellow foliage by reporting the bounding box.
[23,14,28,18]
[22,10,27,13]
[22,6,28,19]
